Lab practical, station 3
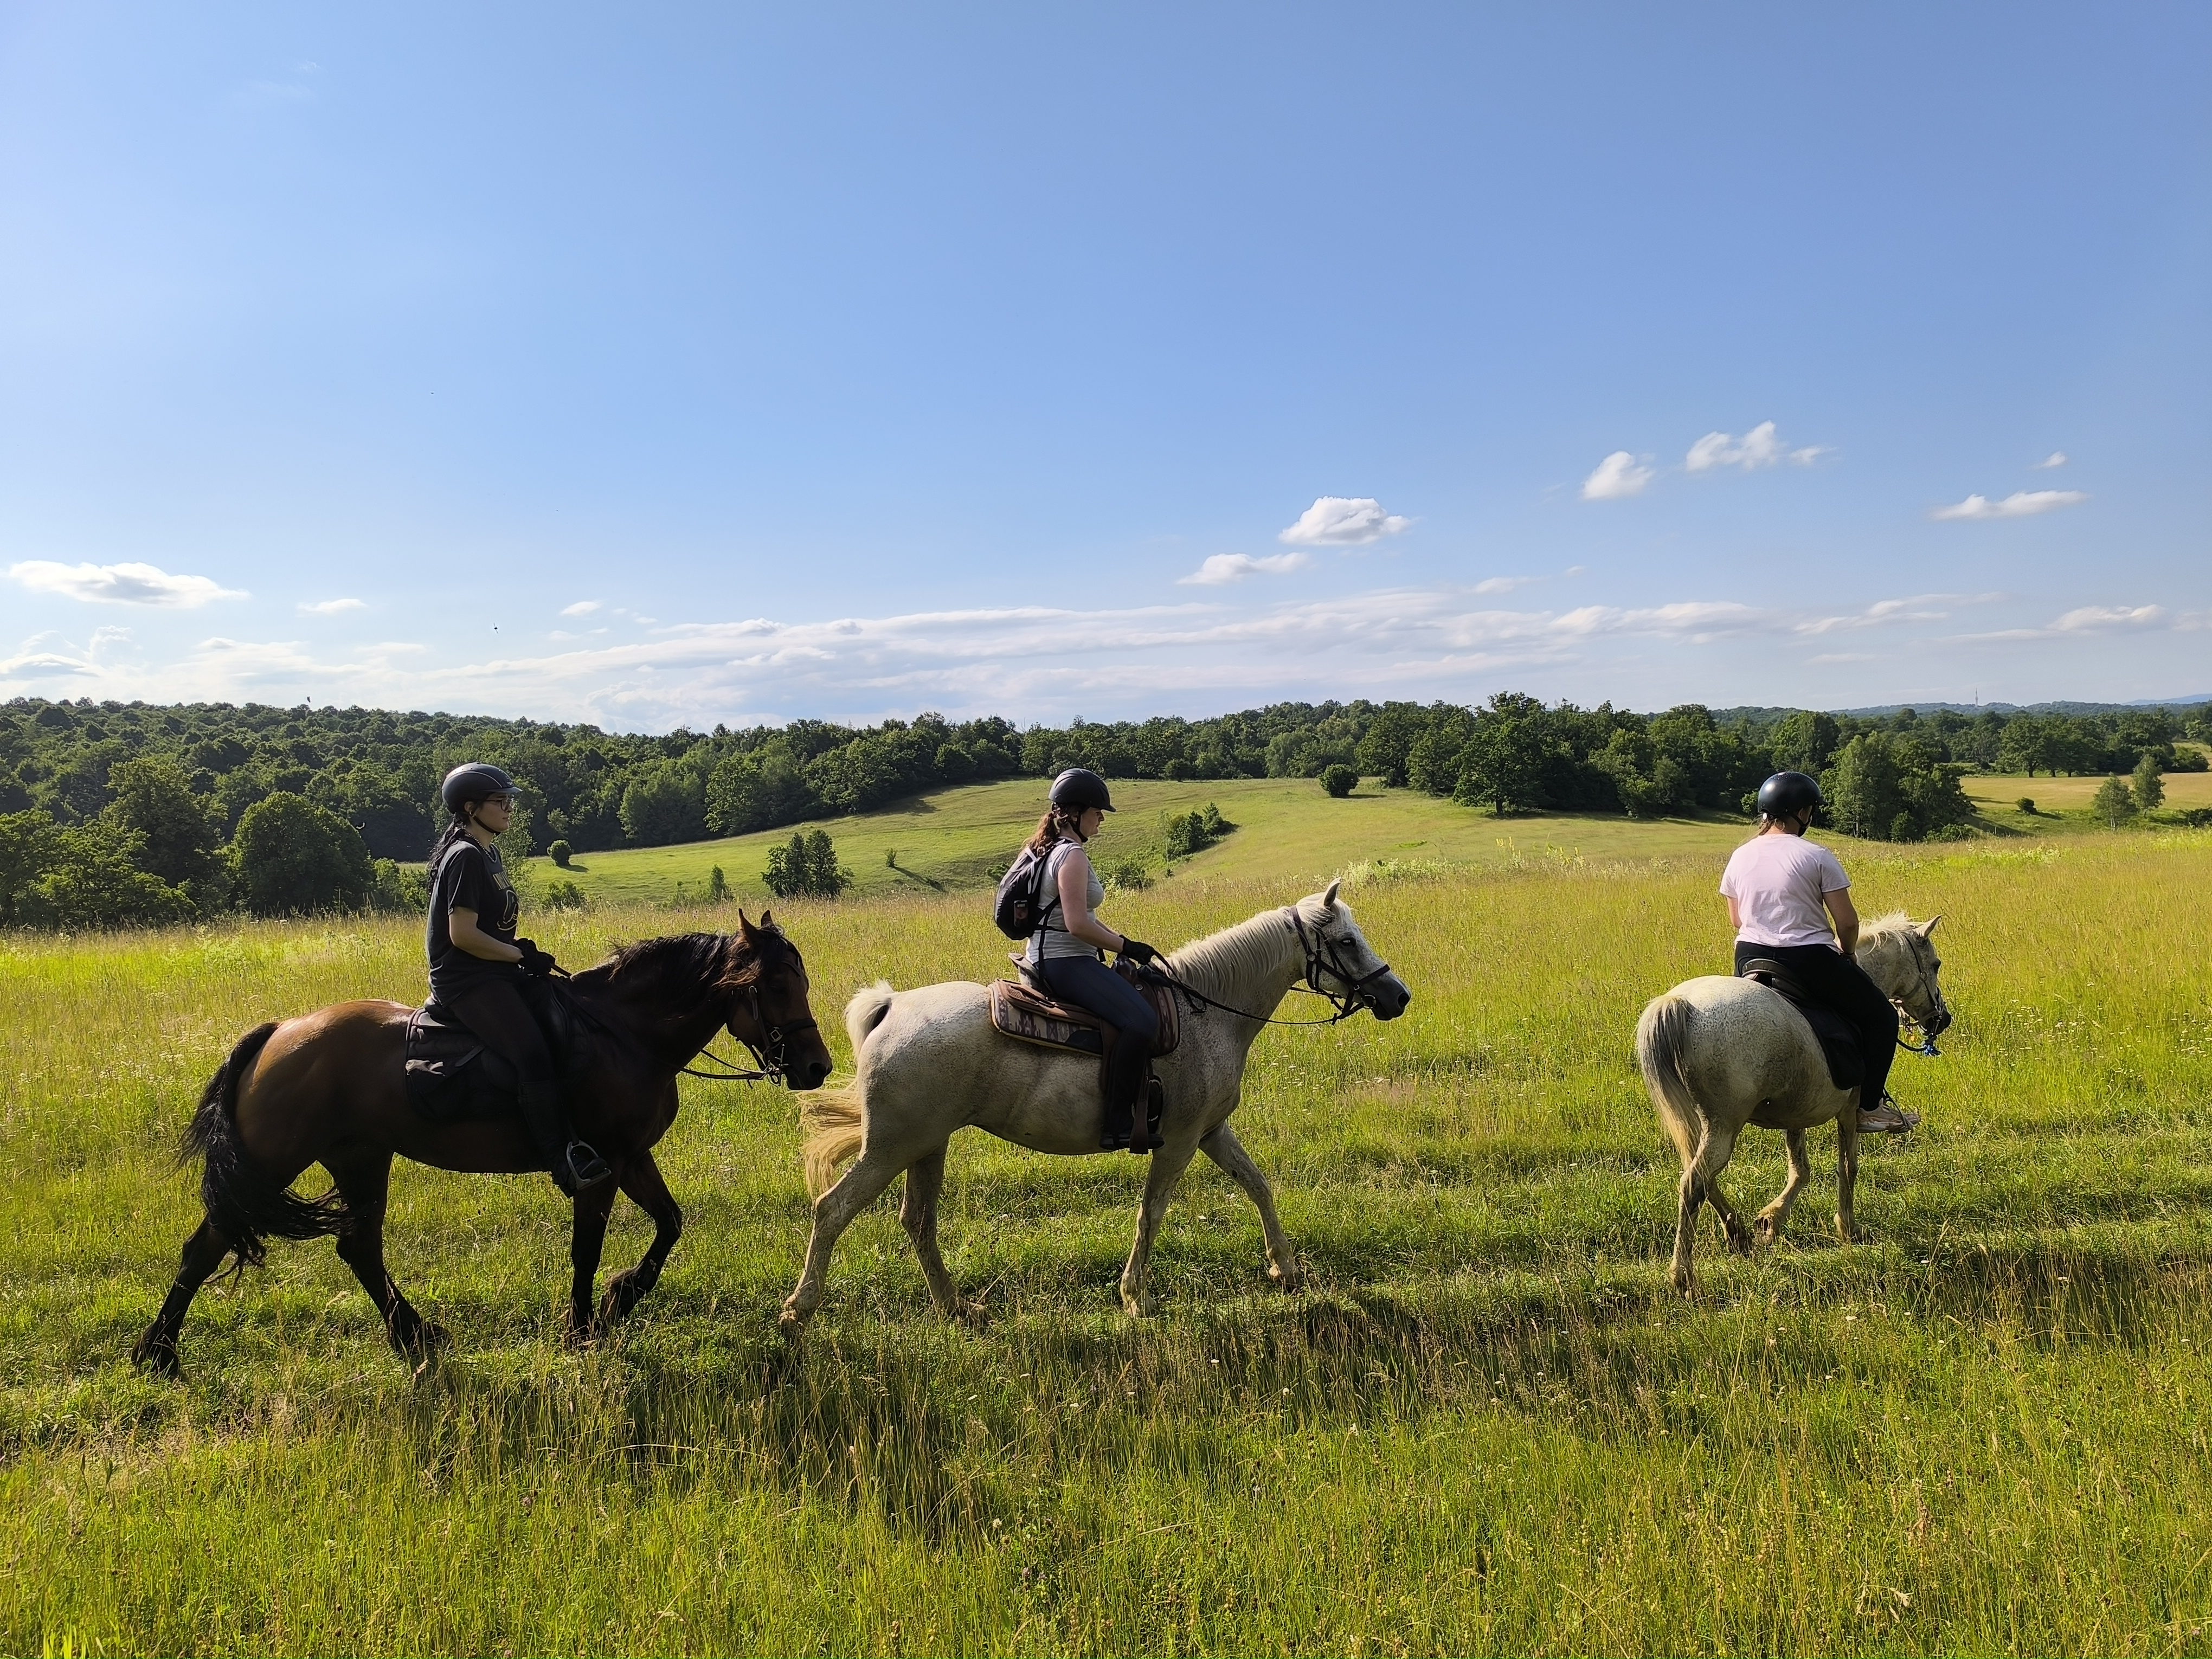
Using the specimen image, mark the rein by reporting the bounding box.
[1146,908,1392,1028]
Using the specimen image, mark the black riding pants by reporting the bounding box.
[447,977,557,1087]
[1734,940,1898,1105]
[1039,954,1159,1113]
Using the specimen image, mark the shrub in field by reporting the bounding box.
[1163,803,1234,860]
[762,828,848,898]
[2016,797,2037,814]
[2092,776,2137,828]
[231,792,376,916]
[548,839,573,868]
[706,865,730,903]
[541,877,588,911]
[1098,854,1152,891]
[1320,764,1358,798]
[2133,754,2165,812]
[7,814,192,928]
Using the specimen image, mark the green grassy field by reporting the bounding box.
[4,820,2212,1653]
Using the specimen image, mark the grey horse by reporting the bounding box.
[783,881,1411,1330]
[1635,913,1950,1295]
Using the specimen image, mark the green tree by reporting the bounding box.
[1768,710,1841,776]
[704,750,813,836]
[2092,775,2137,828]
[619,763,708,846]
[1319,764,1358,798]
[105,755,218,888]
[0,809,61,924]
[22,820,191,929]
[761,829,850,898]
[232,792,376,916]
[1453,705,1551,816]
[1822,735,1906,840]
[2132,753,2165,812]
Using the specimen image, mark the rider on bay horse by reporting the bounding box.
[428,763,614,1193]
[1021,768,1166,1153]
[1720,770,1917,1134]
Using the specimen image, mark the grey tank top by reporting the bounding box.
[1028,839,1105,963]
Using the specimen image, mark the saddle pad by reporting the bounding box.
[402,983,578,1122]
[1739,961,1865,1093]
[988,972,1180,1059]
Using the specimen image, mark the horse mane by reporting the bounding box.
[570,927,790,1003]
[1859,911,1919,949]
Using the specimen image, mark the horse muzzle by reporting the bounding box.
[1365,976,1412,1021]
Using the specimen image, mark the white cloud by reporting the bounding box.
[561,600,602,616]
[1580,452,1654,500]
[2053,604,2163,632]
[1472,575,1539,595]
[1684,421,1825,472]
[8,560,247,608]
[1277,497,1412,546]
[2033,451,2068,469]
[1931,490,2088,521]
[1179,552,1312,586]
[299,596,365,615]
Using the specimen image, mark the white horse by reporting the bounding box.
[1634,913,1951,1295]
[782,881,1411,1330]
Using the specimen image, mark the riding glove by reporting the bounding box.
[517,938,560,978]
[1117,938,1158,964]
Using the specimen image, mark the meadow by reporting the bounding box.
[3,810,2211,1654]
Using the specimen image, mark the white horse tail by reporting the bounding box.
[799,1090,864,1199]
[845,980,896,1051]
[1635,992,1703,1166]
[796,983,896,1199]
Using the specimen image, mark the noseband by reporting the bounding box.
[1892,941,1949,1058]
[1285,908,1396,1020]
[679,940,820,1084]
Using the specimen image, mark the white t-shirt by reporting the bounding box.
[1719,833,1850,950]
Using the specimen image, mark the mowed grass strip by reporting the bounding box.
[2,833,2210,1653]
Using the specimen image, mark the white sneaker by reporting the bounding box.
[1857,1099,1920,1134]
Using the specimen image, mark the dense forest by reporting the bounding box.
[2,693,2206,928]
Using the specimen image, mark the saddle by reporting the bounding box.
[989,958,1181,1060]
[403,978,579,1121]
[1738,958,1863,1092]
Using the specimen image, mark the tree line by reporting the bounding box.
[2,693,2204,928]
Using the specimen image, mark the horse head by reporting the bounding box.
[725,910,835,1089]
[1296,878,1412,1020]
[1861,913,1952,1040]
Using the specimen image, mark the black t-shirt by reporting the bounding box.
[426,838,522,995]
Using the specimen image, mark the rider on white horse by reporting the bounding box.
[1720,771,1917,1135]
[1024,768,1164,1154]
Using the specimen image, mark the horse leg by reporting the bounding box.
[132,1219,235,1377]
[565,1174,620,1345]
[597,1150,683,1332]
[1200,1122,1298,1290]
[898,1146,966,1320]
[1120,1140,1199,1318]
[1672,1123,1747,1296]
[1835,1112,1861,1244]
[329,1155,446,1366]
[1754,1128,1814,1246]
[1696,1124,1753,1256]
[781,1147,912,1334]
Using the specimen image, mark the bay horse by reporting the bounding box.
[1634,913,1951,1296]
[783,881,1410,1329]
[133,913,833,1375]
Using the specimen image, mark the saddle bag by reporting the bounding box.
[1738,959,1864,1093]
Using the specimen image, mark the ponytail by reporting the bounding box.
[1024,807,1081,858]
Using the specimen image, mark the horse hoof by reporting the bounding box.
[1266,1264,1301,1293]
[132,1333,181,1378]
[777,1306,807,1341]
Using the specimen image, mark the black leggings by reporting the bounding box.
[1734,940,1898,1104]
[1040,954,1159,1115]
[447,978,556,1087]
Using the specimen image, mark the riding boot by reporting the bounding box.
[1098,1037,1143,1152]
[1133,1067,1165,1156]
[517,1081,612,1197]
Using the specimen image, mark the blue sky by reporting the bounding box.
[3,4,2207,729]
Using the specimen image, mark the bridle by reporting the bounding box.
[1891,938,1950,1058]
[680,941,820,1084]
[1149,906,1396,1027]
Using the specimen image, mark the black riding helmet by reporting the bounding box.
[1049,767,1115,813]
[1756,770,1823,820]
[441,761,517,814]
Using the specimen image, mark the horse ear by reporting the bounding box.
[760,908,774,929]
[1919,914,1943,937]
[737,910,757,942]
[1321,877,1341,911]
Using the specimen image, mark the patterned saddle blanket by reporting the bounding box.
[988,961,1180,1059]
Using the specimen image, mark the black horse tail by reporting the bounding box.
[182,1021,348,1268]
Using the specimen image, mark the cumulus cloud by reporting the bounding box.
[2053,604,2163,632]
[299,597,365,615]
[561,600,602,616]
[1277,497,1412,546]
[1931,490,2088,521]
[1472,575,1540,595]
[2034,452,2068,469]
[8,560,247,608]
[1684,421,1825,472]
[1580,452,1654,500]
[1179,552,1312,586]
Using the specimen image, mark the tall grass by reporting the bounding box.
[2,834,2210,1652]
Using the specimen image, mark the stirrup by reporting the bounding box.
[552,1140,614,1195]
